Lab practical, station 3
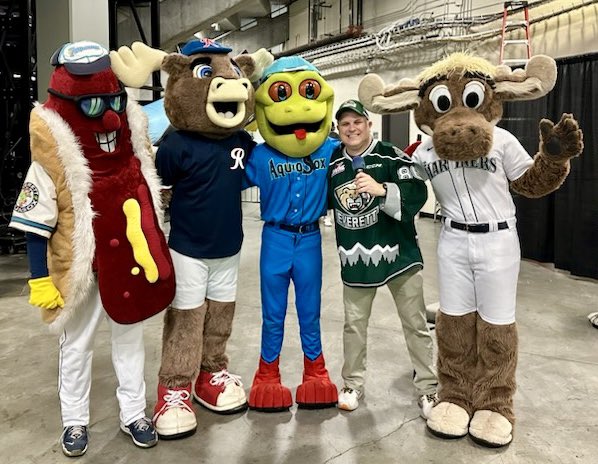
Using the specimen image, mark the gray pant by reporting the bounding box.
[341,269,437,395]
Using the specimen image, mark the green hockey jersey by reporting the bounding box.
[327,139,427,287]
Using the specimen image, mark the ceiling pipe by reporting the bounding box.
[302,0,597,69]
[275,31,363,58]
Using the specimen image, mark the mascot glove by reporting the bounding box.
[28,276,65,310]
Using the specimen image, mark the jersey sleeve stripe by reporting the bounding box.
[10,216,55,233]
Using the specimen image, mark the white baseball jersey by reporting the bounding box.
[412,127,533,223]
[10,161,58,239]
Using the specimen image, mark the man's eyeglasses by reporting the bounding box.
[47,86,127,118]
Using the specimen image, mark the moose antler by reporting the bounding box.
[110,42,167,88]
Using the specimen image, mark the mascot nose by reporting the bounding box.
[102,110,121,132]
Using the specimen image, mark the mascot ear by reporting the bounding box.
[494,55,557,101]
[358,74,420,114]
[162,53,192,79]
[234,55,255,80]
[236,48,274,83]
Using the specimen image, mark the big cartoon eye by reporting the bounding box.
[428,85,452,113]
[193,64,213,78]
[462,81,486,109]
[268,81,292,102]
[298,79,321,100]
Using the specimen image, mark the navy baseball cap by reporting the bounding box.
[50,41,111,75]
[181,38,232,56]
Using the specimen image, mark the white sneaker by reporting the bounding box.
[338,387,361,411]
[588,312,598,329]
[418,392,439,419]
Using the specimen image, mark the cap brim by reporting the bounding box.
[335,108,368,120]
[58,55,111,76]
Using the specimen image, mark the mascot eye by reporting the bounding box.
[110,94,125,112]
[428,85,452,113]
[462,81,486,109]
[193,64,213,79]
[232,65,242,77]
[80,97,106,117]
[268,81,292,102]
[299,79,321,100]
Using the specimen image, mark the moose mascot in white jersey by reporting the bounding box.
[358,53,583,447]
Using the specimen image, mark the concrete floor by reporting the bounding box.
[1,203,597,464]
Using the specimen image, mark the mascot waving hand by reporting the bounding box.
[359,53,583,447]
[244,57,339,411]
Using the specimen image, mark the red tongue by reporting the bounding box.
[294,128,307,140]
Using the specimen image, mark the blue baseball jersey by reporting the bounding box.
[244,137,340,225]
[156,129,255,259]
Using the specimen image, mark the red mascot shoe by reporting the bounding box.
[153,383,196,439]
[193,369,248,414]
[248,357,292,412]
[296,354,338,409]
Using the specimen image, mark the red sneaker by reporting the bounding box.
[153,383,196,439]
[193,369,247,414]
[296,354,338,409]
[248,357,292,412]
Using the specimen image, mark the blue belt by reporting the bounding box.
[267,221,319,234]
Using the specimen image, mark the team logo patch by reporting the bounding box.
[331,162,345,177]
[334,179,380,230]
[14,182,39,213]
[334,180,373,214]
[230,147,245,169]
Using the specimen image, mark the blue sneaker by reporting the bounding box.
[61,425,88,457]
[120,417,158,448]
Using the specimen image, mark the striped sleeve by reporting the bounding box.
[9,161,58,239]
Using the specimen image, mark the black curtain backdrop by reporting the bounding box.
[499,53,598,279]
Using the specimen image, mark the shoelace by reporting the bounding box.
[130,418,150,432]
[209,370,243,387]
[423,393,438,403]
[162,389,192,412]
[66,425,86,440]
[341,387,359,397]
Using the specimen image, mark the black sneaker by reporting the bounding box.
[120,417,158,448]
[61,425,88,457]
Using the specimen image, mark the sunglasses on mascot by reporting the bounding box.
[47,86,127,118]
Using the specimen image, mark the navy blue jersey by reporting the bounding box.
[156,130,256,259]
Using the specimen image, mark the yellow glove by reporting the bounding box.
[28,276,65,310]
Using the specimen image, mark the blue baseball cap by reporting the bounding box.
[50,41,111,75]
[261,56,320,82]
[181,38,232,56]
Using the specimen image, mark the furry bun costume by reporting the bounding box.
[358,53,583,447]
[10,40,174,455]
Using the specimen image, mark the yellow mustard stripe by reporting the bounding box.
[123,198,159,283]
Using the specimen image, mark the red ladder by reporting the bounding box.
[499,1,532,65]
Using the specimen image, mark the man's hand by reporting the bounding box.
[28,276,64,310]
[355,172,386,197]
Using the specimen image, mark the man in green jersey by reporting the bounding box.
[327,99,438,415]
